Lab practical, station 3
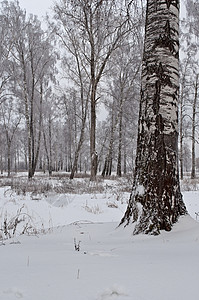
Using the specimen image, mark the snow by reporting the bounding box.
[0,176,199,300]
[135,184,145,196]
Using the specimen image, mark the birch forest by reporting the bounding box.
[0,0,198,180]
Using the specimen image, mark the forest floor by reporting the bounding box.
[0,173,199,300]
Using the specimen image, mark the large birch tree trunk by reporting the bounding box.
[120,0,187,235]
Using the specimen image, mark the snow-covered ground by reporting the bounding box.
[0,176,199,300]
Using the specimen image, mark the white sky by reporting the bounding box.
[18,0,186,20]
[18,0,54,18]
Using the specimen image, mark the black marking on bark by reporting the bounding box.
[153,19,177,54]
[165,0,178,9]
[154,0,158,12]
[146,62,172,87]
[146,116,152,130]
[165,0,172,9]
[156,114,164,132]
[164,20,171,36]
[153,80,161,114]
[151,61,173,114]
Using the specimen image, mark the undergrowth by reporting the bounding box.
[181,178,199,191]
[0,175,131,196]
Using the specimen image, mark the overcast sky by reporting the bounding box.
[17,0,186,20]
[18,0,54,18]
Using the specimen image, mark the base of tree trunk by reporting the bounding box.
[120,187,187,235]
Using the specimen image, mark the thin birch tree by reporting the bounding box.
[52,0,141,180]
[3,2,57,178]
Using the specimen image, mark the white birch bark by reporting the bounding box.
[121,0,187,235]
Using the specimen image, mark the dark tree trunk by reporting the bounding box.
[0,154,3,174]
[7,142,11,178]
[120,0,187,235]
[31,84,43,176]
[70,98,88,180]
[101,112,117,177]
[90,83,97,181]
[179,100,184,180]
[191,75,198,179]
[117,104,123,177]
[123,127,127,175]
[179,65,188,181]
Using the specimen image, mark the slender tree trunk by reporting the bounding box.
[24,150,28,170]
[123,127,127,175]
[179,100,184,180]
[179,66,188,180]
[70,117,86,179]
[30,90,35,177]
[191,75,198,179]
[43,116,53,176]
[7,141,11,178]
[117,101,123,177]
[102,112,118,177]
[102,141,114,177]
[120,0,187,235]
[70,93,89,179]
[21,59,32,179]
[3,121,21,178]
[14,149,17,174]
[90,85,97,180]
[0,154,3,174]
[49,117,52,176]
[28,133,33,179]
[31,84,43,176]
